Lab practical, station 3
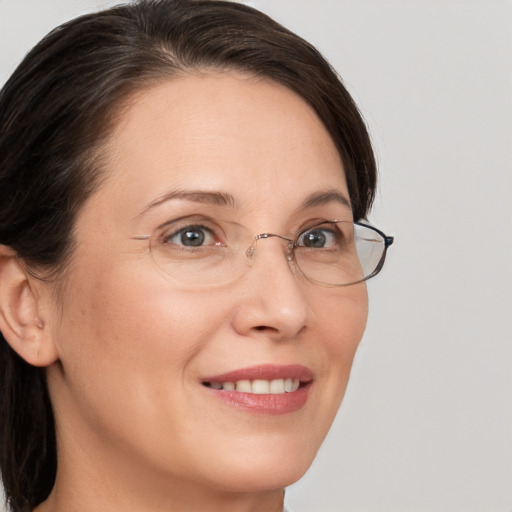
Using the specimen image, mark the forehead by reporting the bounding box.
[87,72,349,226]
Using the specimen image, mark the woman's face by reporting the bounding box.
[45,73,368,500]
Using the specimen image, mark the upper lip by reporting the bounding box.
[202,364,313,383]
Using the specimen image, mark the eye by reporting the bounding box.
[297,226,340,249]
[165,225,218,247]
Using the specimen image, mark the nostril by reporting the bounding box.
[254,325,278,332]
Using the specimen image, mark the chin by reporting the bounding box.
[195,430,321,494]
[211,458,311,494]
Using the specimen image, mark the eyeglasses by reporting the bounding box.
[140,218,394,288]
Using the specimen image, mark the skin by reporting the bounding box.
[26,73,369,512]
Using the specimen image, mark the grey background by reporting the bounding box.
[1,1,511,511]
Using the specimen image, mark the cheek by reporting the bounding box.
[309,284,368,426]
[49,262,231,459]
[58,269,220,371]
[315,283,368,359]
[51,260,224,413]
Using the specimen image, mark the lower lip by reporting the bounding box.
[204,383,312,415]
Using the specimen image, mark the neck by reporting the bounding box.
[35,477,284,512]
[33,437,285,512]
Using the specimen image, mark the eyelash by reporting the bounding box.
[157,217,225,249]
[154,217,347,251]
[296,226,341,249]
[164,226,218,247]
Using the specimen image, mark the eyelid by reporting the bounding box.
[295,220,351,245]
[296,219,343,235]
[156,214,219,231]
[133,217,349,243]
[296,225,338,240]
[157,216,225,244]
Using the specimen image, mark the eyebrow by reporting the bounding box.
[300,189,352,211]
[138,189,237,217]
[138,187,351,218]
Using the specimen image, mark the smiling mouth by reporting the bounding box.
[201,364,313,414]
[201,364,313,396]
[202,378,302,394]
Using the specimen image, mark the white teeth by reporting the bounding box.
[208,378,301,394]
[252,379,270,394]
[235,380,252,393]
[269,379,285,394]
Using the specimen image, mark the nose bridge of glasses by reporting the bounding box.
[245,233,295,261]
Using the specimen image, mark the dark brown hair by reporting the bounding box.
[0,1,376,510]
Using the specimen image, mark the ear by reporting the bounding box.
[0,245,58,367]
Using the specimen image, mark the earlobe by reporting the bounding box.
[0,245,58,367]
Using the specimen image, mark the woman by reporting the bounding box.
[0,1,393,511]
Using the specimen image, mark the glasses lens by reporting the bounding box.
[149,219,248,287]
[149,218,389,288]
[354,223,387,280]
[294,221,386,286]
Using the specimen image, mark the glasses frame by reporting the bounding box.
[137,219,394,288]
[245,220,394,287]
[351,221,394,285]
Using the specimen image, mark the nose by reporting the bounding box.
[231,235,309,340]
